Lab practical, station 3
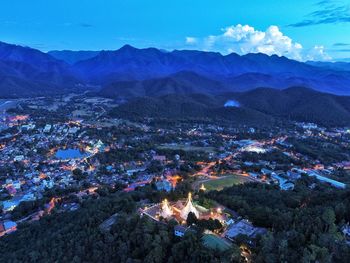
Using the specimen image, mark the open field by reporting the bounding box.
[158,143,216,153]
[203,175,253,191]
[202,234,231,251]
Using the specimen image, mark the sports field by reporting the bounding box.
[203,175,252,191]
[202,234,231,251]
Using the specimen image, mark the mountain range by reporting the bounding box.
[1,41,350,99]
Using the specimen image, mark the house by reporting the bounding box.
[342,223,350,245]
[248,128,255,134]
[249,172,259,178]
[21,123,35,131]
[0,220,17,236]
[225,220,266,241]
[153,155,166,162]
[68,127,79,134]
[126,166,146,176]
[3,220,17,233]
[226,219,235,225]
[21,192,36,202]
[12,180,21,190]
[2,199,19,212]
[281,182,295,191]
[156,180,172,192]
[4,221,17,232]
[14,155,24,162]
[261,168,273,176]
[287,171,301,180]
[307,170,346,189]
[174,225,187,237]
[43,124,52,133]
[42,180,54,189]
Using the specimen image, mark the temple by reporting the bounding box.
[160,199,173,218]
[142,192,228,224]
[180,193,199,219]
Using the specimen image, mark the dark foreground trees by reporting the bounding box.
[207,180,350,262]
[2,178,350,262]
[0,192,230,263]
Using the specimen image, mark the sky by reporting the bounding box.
[1,0,350,61]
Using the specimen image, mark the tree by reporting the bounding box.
[72,168,85,180]
[186,212,198,226]
[321,208,336,233]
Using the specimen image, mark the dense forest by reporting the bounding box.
[207,178,350,262]
[286,137,350,165]
[1,178,350,262]
[0,190,234,263]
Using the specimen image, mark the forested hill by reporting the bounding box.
[110,93,275,126]
[110,87,350,127]
[226,87,350,126]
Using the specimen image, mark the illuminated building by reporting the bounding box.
[160,199,173,218]
[180,193,199,219]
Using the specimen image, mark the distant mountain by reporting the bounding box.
[0,41,81,98]
[73,45,350,95]
[110,87,350,127]
[226,73,310,91]
[99,71,226,98]
[74,45,312,83]
[48,50,100,64]
[226,72,350,95]
[73,45,186,83]
[2,41,350,98]
[0,42,67,71]
[306,61,350,72]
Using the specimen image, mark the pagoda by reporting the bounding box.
[180,193,199,219]
[160,199,173,218]
[199,184,206,191]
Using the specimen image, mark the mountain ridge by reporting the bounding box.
[48,50,100,65]
[1,41,350,97]
[0,41,81,98]
[72,44,350,95]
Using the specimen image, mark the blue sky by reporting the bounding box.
[1,0,350,61]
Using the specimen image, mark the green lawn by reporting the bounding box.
[202,234,231,251]
[203,175,252,191]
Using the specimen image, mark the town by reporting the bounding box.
[0,94,350,261]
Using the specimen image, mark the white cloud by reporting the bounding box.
[185,24,331,61]
[305,45,332,61]
[185,37,197,45]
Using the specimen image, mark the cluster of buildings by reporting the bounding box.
[141,192,266,249]
[0,112,111,227]
[142,192,235,227]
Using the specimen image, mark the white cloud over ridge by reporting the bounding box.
[185,24,331,61]
[185,37,197,44]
